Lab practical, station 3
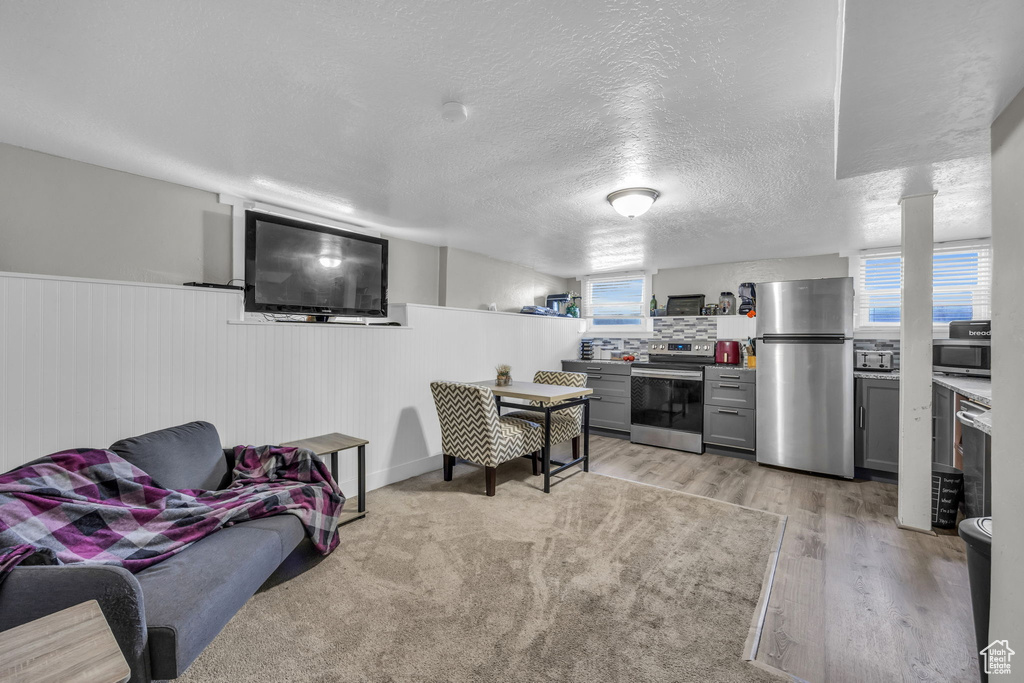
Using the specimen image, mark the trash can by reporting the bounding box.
[959,517,992,682]
[931,463,963,529]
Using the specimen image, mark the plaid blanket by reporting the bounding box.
[0,445,344,578]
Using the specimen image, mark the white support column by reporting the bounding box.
[990,85,1024,666]
[896,192,935,532]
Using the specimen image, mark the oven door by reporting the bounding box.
[630,368,704,433]
[933,340,991,376]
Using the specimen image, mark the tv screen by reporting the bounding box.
[244,211,388,317]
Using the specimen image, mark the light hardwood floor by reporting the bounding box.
[585,435,979,683]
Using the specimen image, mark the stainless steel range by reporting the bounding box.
[630,340,715,453]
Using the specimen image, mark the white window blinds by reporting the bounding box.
[582,271,648,325]
[854,239,991,327]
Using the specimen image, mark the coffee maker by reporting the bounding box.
[738,282,756,315]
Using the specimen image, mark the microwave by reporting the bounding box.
[933,339,991,377]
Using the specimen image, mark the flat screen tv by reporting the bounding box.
[244,210,388,318]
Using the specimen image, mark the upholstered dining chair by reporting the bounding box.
[503,370,587,470]
[430,381,545,496]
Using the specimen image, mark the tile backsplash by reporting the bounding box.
[853,338,901,368]
[584,317,719,358]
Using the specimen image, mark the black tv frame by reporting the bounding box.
[244,210,388,318]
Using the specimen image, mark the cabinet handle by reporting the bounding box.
[590,396,603,401]
[718,408,739,415]
[719,383,741,389]
[588,375,603,379]
[720,374,740,379]
[859,405,866,429]
[586,367,603,371]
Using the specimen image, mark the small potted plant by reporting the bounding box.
[565,290,580,318]
[495,364,512,386]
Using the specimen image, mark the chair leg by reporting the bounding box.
[572,436,580,461]
[532,451,540,476]
[485,466,497,496]
[443,454,454,481]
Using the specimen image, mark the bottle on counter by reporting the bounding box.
[719,291,736,316]
[650,294,658,316]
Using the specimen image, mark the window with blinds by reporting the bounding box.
[582,271,648,327]
[854,240,991,327]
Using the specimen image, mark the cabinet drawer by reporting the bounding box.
[705,367,755,384]
[705,381,756,409]
[585,373,629,398]
[588,393,629,431]
[562,360,631,376]
[703,406,756,450]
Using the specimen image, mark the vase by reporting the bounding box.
[496,375,511,386]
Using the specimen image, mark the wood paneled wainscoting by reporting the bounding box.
[0,272,582,495]
[587,436,978,683]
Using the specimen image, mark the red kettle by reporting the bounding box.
[715,340,741,365]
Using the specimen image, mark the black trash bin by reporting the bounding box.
[931,463,963,529]
[959,517,992,682]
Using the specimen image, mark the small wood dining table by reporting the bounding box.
[470,380,593,493]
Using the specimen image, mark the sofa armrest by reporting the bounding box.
[0,565,150,682]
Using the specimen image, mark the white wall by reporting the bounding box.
[439,247,571,312]
[388,238,439,306]
[0,142,233,285]
[0,143,443,305]
[989,86,1024,655]
[567,253,849,310]
[0,272,581,492]
[651,253,849,304]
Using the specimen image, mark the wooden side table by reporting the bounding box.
[282,432,368,525]
[0,599,131,683]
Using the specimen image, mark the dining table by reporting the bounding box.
[470,380,593,493]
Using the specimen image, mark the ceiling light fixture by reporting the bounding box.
[319,256,342,268]
[441,101,468,123]
[607,188,659,218]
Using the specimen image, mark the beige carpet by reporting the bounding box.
[178,459,786,682]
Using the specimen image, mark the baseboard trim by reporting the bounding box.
[895,517,938,536]
[334,453,442,497]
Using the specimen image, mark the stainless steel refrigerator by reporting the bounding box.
[755,277,854,478]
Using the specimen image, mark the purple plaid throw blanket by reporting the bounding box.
[0,445,344,578]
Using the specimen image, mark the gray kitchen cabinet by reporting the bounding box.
[932,383,954,466]
[854,377,900,474]
[703,368,756,455]
[703,405,756,450]
[561,361,630,432]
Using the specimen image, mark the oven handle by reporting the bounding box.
[631,369,704,380]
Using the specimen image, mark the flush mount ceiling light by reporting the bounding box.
[319,255,342,268]
[441,101,468,123]
[607,188,659,218]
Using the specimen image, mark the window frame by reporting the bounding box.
[581,270,654,336]
[851,238,992,335]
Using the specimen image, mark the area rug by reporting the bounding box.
[178,459,786,682]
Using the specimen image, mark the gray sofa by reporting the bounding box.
[0,421,318,682]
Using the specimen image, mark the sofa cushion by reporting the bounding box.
[136,516,305,679]
[110,421,228,491]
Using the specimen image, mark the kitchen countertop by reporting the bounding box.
[853,370,900,381]
[853,370,993,407]
[564,359,632,365]
[973,411,993,435]
[933,374,991,407]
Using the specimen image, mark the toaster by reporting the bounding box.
[855,350,894,371]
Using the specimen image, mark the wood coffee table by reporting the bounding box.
[0,600,130,683]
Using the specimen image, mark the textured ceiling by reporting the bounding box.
[0,1,1013,278]
[836,0,1024,180]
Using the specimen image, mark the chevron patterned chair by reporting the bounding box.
[430,381,545,496]
[503,370,587,470]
